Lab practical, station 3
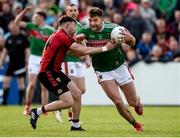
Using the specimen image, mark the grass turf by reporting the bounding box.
[0,105,180,137]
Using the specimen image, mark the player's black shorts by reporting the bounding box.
[38,71,71,97]
[5,62,26,78]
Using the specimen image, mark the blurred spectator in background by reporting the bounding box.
[155,0,177,21]
[145,45,170,63]
[78,0,90,25]
[137,31,154,59]
[0,21,29,105]
[156,34,169,54]
[166,37,180,61]
[140,0,156,33]
[0,34,4,53]
[0,2,15,33]
[167,9,180,42]
[59,0,79,10]
[112,12,125,26]
[123,7,149,44]
[152,18,170,43]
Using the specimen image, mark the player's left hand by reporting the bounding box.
[119,29,134,43]
[74,34,86,43]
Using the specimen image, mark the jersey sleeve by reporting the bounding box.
[76,27,86,35]
[26,22,37,30]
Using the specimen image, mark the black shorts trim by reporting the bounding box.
[38,71,71,97]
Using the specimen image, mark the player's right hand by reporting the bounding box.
[24,6,33,13]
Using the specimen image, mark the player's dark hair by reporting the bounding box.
[89,7,103,18]
[68,3,78,7]
[36,11,47,19]
[59,15,76,25]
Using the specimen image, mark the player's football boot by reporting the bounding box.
[29,108,39,129]
[54,110,62,123]
[135,97,143,115]
[70,126,85,131]
[134,122,143,132]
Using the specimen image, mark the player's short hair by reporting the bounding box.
[89,7,103,18]
[67,3,78,8]
[59,15,76,25]
[36,11,47,19]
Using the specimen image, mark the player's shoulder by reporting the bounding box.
[43,25,55,31]
[104,22,118,29]
[80,24,91,30]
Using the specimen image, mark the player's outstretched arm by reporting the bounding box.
[70,40,116,56]
[14,6,33,27]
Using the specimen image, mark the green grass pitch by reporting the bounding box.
[0,105,180,137]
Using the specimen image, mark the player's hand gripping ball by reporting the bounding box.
[111,26,126,44]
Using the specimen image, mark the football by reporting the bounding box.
[110,26,126,44]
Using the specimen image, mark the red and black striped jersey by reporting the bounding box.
[40,29,74,73]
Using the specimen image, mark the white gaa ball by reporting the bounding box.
[111,26,126,43]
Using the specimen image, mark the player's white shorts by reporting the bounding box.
[61,62,85,78]
[95,63,134,86]
[28,55,42,75]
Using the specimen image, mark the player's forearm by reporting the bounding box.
[14,9,26,25]
[126,36,136,47]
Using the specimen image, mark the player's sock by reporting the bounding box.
[130,118,137,126]
[18,89,25,105]
[54,110,62,122]
[2,88,9,105]
[37,106,46,116]
[72,119,80,128]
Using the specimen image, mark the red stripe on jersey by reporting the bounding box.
[64,62,69,75]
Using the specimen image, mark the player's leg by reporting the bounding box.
[76,62,86,94]
[117,64,143,115]
[24,56,42,115]
[61,62,77,121]
[30,91,74,129]
[17,76,26,105]
[2,75,11,105]
[67,81,85,131]
[120,82,143,115]
[40,83,49,106]
[23,73,37,115]
[100,80,138,123]
[29,71,74,129]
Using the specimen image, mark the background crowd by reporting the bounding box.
[1,0,180,66]
[0,0,180,105]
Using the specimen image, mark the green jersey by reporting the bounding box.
[26,22,54,56]
[64,21,82,62]
[77,22,125,72]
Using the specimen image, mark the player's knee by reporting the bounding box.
[73,90,82,101]
[113,99,123,106]
[128,99,138,107]
[67,99,74,108]
[80,89,85,94]
[28,82,36,90]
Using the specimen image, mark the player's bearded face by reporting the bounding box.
[89,16,103,32]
